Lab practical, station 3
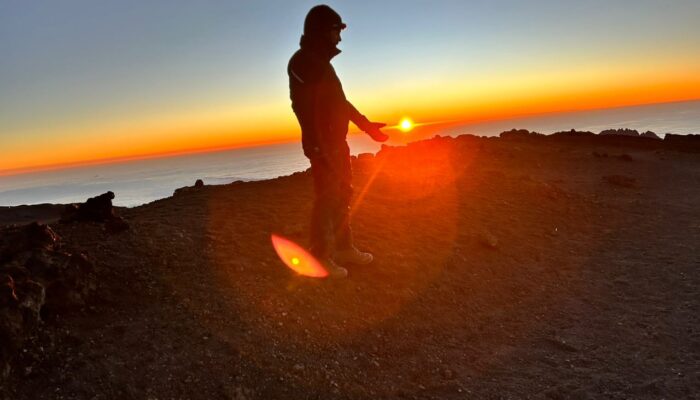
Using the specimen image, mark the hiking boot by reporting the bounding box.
[334,246,374,265]
[323,257,348,279]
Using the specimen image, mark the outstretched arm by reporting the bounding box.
[347,101,370,128]
[347,101,388,142]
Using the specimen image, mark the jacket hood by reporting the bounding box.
[304,5,346,35]
[299,34,341,61]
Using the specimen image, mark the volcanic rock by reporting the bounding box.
[664,133,700,152]
[551,129,596,138]
[60,191,129,232]
[60,191,116,222]
[105,217,130,234]
[600,128,640,137]
[2,129,699,398]
[357,152,374,163]
[21,250,95,311]
[174,179,208,197]
[499,128,543,140]
[0,223,96,384]
[0,272,45,382]
[0,274,24,380]
[0,222,60,264]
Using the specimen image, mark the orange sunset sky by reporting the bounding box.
[2,1,700,176]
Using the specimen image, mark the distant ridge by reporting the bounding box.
[499,128,700,152]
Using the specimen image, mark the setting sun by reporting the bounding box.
[399,118,414,132]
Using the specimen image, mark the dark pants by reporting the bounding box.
[308,144,353,259]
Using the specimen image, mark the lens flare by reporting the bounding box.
[399,118,414,132]
[271,234,328,278]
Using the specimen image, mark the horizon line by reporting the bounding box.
[1,97,698,178]
[0,137,300,178]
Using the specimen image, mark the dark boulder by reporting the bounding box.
[61,191,115,222]
[60,191,129,232]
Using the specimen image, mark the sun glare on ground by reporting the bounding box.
[271,234,328,278]
[399,118,414,132]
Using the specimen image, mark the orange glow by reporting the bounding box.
[270,234,328,278]
[3,59,700,176]
[0,103,301,176]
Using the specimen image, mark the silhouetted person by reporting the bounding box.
[288,4,388,278]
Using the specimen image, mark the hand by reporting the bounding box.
[364,122,388,142]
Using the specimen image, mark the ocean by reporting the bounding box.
[1,100,698,208]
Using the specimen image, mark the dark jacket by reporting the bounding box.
[288,35,369,159]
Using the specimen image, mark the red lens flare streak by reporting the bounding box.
[270,233,328,278]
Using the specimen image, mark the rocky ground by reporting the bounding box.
[1,132,699,399]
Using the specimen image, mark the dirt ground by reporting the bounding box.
[2,134,699,399]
